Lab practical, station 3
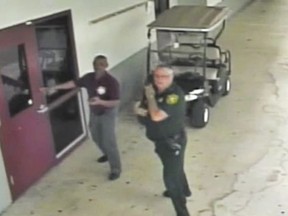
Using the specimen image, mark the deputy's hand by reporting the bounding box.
[89,97,103,105]
[134,101,148,116]
[144,84,155,99]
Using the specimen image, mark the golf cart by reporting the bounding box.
[146,5,232,128]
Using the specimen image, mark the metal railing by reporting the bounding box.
[89,1,150,25]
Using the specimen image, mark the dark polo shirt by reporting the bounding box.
[75,72,120,115]
[139,83,186,141]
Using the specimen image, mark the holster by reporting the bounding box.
[165,132,184,154]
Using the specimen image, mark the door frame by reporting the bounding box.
[0,10,87,198]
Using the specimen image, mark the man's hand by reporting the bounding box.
[39,87,49,94]
[144,84,156,99]
[89,97,103,106]
[40,87,57,95]
[40,81,76,94]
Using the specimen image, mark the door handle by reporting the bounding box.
[37,89,79,114]
[37,104,48,113]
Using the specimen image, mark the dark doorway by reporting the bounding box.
[154,0,170,16]
[35,12,86,156]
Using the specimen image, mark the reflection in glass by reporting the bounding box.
[49,95,83,154]
[35,21,85,154]
[36,26,75,101]
[0,45,33,116]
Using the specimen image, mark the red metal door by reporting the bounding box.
[0,25,55,200]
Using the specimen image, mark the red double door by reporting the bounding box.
[0,25,58,199]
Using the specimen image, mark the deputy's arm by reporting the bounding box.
[145,85,168,122]
[146,95,168,122]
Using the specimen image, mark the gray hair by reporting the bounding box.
[154,64,174,76]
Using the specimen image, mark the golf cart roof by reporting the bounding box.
[147,5,229,32]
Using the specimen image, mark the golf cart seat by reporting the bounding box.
[158,44,230,68]
[172,66,221,80]
[174,72,204,93]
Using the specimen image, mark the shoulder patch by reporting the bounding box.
[166,94,179,105]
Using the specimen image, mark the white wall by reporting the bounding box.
[0,145,12,213]
[177,0,221,6]
[170,0,179,7]
[206,0,222,6]
[177,0,205,5]
[0,0,155,76]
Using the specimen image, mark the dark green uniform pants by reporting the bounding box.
[154,131,190,216]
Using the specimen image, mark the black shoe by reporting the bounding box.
[97,155,108,163]
[108,172,120,181]
[162,190,192,198]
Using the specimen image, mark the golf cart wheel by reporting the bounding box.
[189,99,209,128]
[223,76,231,96]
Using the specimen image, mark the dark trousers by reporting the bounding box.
[154,131,191,216]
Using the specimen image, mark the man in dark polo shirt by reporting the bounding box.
[135,65,191,216]
[42,55,121,181]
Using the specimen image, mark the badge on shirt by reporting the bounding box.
[166,94,179,105]
[96,86,106,95]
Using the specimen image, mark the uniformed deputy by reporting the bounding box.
[135,65,191,216]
